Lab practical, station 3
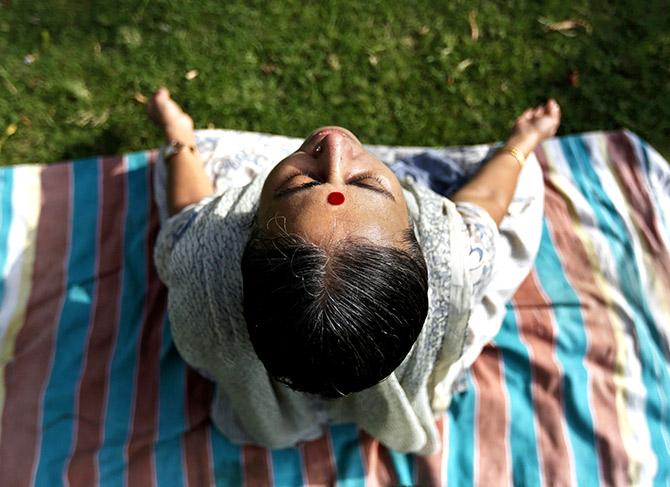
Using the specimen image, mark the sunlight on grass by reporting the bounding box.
[0,0,667,164]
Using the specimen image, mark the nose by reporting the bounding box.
[316,131,353,183]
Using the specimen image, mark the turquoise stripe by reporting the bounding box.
[446,373,475,487]
[0,167,14,303]
[329,423,365,487]
[561,136,670,483]
[534,219,600,485]
[494,307,541,486]
[155,317,187,487]
[35,159,99,486]
[270,446,303,486]
[387,449,414,486]
[98,153,150,485]
[210,427,242,487]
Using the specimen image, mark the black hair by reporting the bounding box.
[241,227,429,399]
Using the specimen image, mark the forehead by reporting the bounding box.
[264,188,409,246]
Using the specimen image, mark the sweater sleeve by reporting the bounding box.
[454,201,498,302]
[153,195,217,288]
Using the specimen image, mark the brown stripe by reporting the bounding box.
[127,154,165,487]
[182,367,214,486]
[301,428,336,486]
[414,418,443,487]
[242,444,272,487]
[0,164,71,486]
[358,429,397,487]
[67,156,126,486]
[606,132,670,296]
[513,272,572,486]
[471,346,509,487]
[536,145,629,485]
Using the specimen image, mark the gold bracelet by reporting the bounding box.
[499,145,526,167]
[164,140,197,162]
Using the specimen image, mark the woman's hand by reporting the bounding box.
[507,99,561,154]
[147,87,197,145]
[452,98,561,225]
[147,88,213,215]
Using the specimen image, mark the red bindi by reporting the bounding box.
[327,191,345,205]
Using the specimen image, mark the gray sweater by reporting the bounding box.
[154,173,474,455]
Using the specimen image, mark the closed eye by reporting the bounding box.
[274,180,322,198]
[349,172,384,186]
[353,181,391,195]
[273,171,396,202]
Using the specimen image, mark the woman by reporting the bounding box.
[149,88,560,454]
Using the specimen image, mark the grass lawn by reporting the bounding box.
[0,0,668,165]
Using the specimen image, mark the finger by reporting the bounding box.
[151,89,171,109]
[544,102,560,124]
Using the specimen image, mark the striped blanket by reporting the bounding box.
[0,130,668,486]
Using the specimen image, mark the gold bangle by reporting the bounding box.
[164,140,197,162]
[500,145,526,167]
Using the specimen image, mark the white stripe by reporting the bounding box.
[498,355,513,487]
[626,133,670,348]
[0,166,41,344]
[629,132,670,249]
[545,137,656,484]
[587,134,670,354]
[585,133,670,342]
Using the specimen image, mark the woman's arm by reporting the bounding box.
[451,99,561,225]
[148,88,214,216]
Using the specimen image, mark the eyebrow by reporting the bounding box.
[273,175,396,202]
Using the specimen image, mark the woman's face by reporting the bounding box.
[258,127,410,247]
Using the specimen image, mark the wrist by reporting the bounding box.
[506,131,541,157]
[163,139,197,162]
[164,126,196,146]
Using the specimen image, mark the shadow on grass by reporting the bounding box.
[57,124,128,162]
